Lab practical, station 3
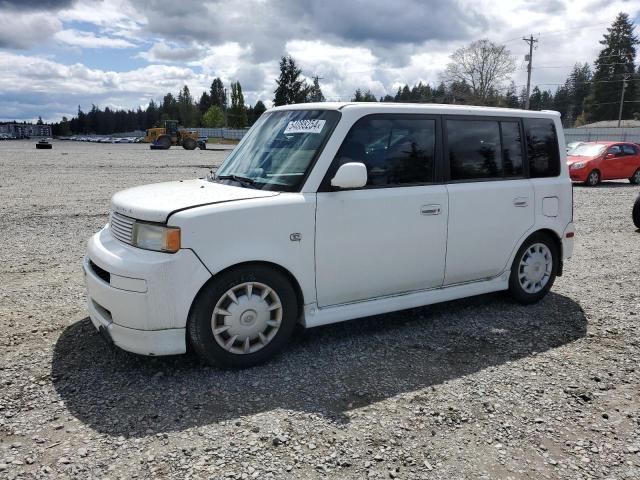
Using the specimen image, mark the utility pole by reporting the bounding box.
[523,35,538,110]
[617,75,629,127]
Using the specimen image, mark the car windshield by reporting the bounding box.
[570,143,606,157]
[212,109,340,192]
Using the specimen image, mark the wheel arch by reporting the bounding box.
[514,228,563,277]
[187,260,305,325]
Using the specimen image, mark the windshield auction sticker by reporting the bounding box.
[283,119,326,134]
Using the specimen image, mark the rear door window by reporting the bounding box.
[622,144,637,155]
[446,118,524,180]
[523,118,560,178]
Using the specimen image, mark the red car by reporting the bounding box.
[567,141,640,186]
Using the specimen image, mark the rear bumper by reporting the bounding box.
[562,222,575,260]
[83,227,211,356]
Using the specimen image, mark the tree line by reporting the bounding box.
[346,13,638,127]
[53,78,266,136]
[52,12,638,135]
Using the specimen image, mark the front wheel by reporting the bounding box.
[182,137,197,150]
[509,233,559,304]
[585,169,600,186]
[629,168,640,185]
[187,265,298,368]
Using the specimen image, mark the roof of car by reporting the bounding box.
[268,102,561,118]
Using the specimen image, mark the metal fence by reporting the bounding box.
[196,127,249,140]
[564,127,640,144]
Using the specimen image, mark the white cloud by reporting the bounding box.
[55,29,137,48]
[0,51,210,119]
[138,41,202,62]
[1,0,640,120]
[58,0,143,30]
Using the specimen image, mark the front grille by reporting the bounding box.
[109,211,135,245]
[89,260,110,283]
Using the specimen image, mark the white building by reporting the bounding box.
[0,122,52,138]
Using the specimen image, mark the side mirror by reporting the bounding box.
[330,162,368,189]
[606,152,615,159]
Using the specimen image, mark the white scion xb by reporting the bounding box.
[84,103,575,367]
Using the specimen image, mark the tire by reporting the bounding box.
[585,169,600,186]
[629,168,640,185]
[633,195,640,229]
[182,137,197,150]
[155,134,172,149]
[508,232,559,304]
[187,265,298,368]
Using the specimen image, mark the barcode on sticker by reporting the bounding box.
[283,119,326,134]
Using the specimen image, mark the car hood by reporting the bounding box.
[110,179,279,223]
[567,155,595,164]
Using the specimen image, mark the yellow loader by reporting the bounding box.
[145,120,199,150]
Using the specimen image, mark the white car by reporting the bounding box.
[84,103,575,367]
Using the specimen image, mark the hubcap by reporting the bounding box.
[589,172,598,185]
[211,281,282,354]
[518,243,553,294]
[634,170,640,183]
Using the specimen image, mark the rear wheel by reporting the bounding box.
[187,265,298,368]
[182,137,197,150]
[629,168,640,185]
[585,169,600,186]
[509,232,559,304]
[633,195,640,229]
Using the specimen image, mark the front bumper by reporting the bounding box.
[84,227,211,356]
[569,168,588,182]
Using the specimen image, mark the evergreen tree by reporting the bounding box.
[198,91,211,119]
[228,81,248,128]
[540,89,554,110]
[36,116,43,125]
[503,81,521,108]
[552,83,572,125]
[59,116,71,135]
[307,76,325,102]
[249,100,267,125]
[161,93,178,120]
[273,55,309,106]
[568,63,592,124]
[350,89,376,101]
[529,86,543,110]
[177,85,197,126]
[584,12,638,122]
[146,100,160,128]
[210,78,227,110]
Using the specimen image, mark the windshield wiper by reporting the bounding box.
[217,174,258,188]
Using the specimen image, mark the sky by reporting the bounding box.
[0,0,639,123]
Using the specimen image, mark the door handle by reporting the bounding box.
[421,204,441,215]
[513,197,528,207]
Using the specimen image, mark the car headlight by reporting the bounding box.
[570,162,585,170]
[133,222,181,253]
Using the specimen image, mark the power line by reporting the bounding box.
[534,62,635,69]
[502,21,612,44]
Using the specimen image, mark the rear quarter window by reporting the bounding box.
[524,118,560,178]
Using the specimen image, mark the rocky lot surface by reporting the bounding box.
[0,139,639,479]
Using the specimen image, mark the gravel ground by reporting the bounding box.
[1,139,639,479]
